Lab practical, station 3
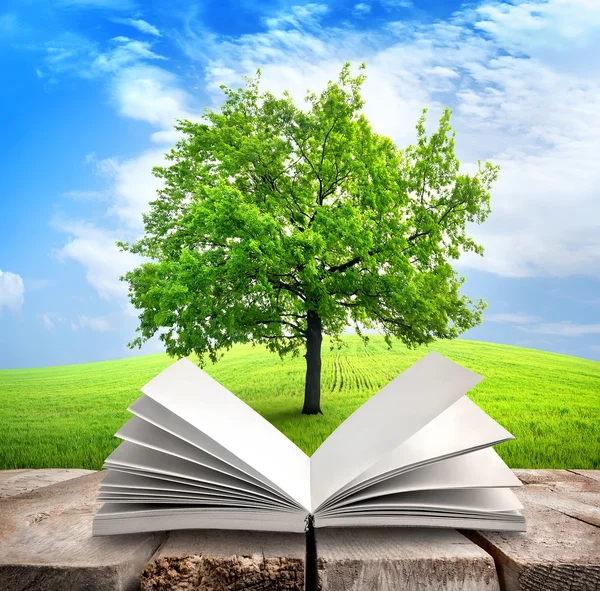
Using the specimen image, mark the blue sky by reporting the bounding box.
[1,0,599,369]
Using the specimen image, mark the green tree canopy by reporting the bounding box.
[118,62,499,414]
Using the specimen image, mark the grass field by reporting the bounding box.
[0,336,598,471]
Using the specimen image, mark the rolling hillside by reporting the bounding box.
[0,336,598,470]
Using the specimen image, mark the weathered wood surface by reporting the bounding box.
[316,527,501,591]
[1,468,599,590]
[0,468,95,499]
[462,469,600,591]
[140,530,306,590]
[0,471,166,591]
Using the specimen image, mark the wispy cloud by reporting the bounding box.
[53,220,142,305]
[39,312,64,331]
[71,313,113,332]
[520,322,600,337]
[262,4,330,30]
[84,149,167,230]
[0,270,25,315]
[380,0,413,8]
[353,3,372,17]
[486,313,542,324]
[113,18,161,37]
[41,34,197,131]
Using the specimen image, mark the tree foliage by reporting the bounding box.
[118,62,498,413]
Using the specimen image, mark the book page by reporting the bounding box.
[316,396,514,510]
[93,505,307,535]
[104,466,298,508]
[319,486,523,516]
[115,414,295,505]
[322,447,522,511]
[141,358,311,511]
[310,352,483,511]
[128,396,294,501]
[105,441,295,506]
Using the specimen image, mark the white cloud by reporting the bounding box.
[85,149,167,230]
[486,313,541,324]
[0,270,25,315]
[380,0,413,8]
[115,18,161,37]
[39,313,64,331]
[150,130,184,144]
[519,322,600,337]
[41,35,198,132]
[92,37,166,73]
[71,314,113,332]
[109,64,198,128]
[353,3,372,16]
[262,4,329,30]
[53,220,142,305]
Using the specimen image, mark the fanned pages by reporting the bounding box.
[92,352,526,536]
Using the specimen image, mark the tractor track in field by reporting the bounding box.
[331,354,345,393]
[331,355,338,392]
[354,359,373,390]
[330,351,376,393]
[347,356,360,390]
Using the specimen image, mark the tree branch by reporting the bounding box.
[253,318,305,333]
[326,248,378,274]
[260,334,303,340]
[319,116,339,172]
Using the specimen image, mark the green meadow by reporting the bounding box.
[0,336,598,470]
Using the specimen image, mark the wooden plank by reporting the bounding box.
[316,527,501,590]
[0,471,165,591]
[140,530,306,590]
[513,469,599,492]
[0,468,95,499]
[462,473,600,591]
[570,470,600,484]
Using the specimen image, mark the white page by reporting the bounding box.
[141,358,311,511]
[105,442,293,505]
[100,470,295,507]
[102,466,298,508]
[323,447,522,511]
[97,493,296,511]
[320,486,523,515]
[115,415,293,504]
[318,395,514,510]
[314,515,526,531]
[310,352,483,510]
[99,489,286,508]
[128,395,295,502]
[93,506,306,535]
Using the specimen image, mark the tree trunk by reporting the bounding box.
[302,310,323,415]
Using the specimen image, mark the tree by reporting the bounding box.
[117,62,499,415]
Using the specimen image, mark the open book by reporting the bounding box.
[92,352,526,536]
